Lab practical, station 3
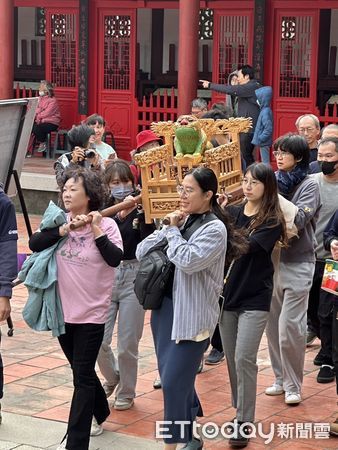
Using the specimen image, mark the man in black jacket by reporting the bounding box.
[0,184,18,424]
[200,64,261,168]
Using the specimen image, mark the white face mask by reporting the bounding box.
[39,90,45,97]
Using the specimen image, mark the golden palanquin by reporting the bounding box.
[134,117,252,223]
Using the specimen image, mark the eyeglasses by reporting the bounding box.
[241,178,262,187]
[298,127,316,133]
[176,185,195,196]
[273,150,291,159]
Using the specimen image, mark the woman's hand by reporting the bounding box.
[88,211,102,227]
[118,195,138,220]
[71,147,86,163]
[330,239,338,260]
[165,210,186,228]
[59,222,71,237]
[217,193,229,209]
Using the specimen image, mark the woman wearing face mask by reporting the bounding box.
[31,80,61,154]
[96,159,155,411]
[265,134,321,405]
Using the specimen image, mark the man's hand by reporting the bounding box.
[0,296,11,322]
[199,80,210,89]
[71,147,86,163]
[330,239,338,260]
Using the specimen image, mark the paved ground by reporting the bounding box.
[1,214,337,449]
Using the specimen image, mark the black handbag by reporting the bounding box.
[134,213,217,310]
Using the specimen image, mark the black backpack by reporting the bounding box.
[134,213,217,310]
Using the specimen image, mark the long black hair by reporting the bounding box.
[187,167,248,265]
[244,163,287,245]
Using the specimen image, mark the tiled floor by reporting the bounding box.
[2,213,337,449]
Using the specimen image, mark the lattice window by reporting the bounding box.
[279,16,312,97]
[218,16,249,84]
[281,18,296,40]
[104,15,131,90]
[35,7,46,36]
[50,14,76,87]
[199,9,214,40]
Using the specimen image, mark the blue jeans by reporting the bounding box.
[151,296,207,444]
[260,146,271,165]
[58,323,110,450]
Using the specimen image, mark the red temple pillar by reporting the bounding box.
[177,0,200,116]
[0,0,14,99]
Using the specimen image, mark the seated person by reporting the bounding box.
[54,124,104,188]
[31,80,61,153]
[84,114,117,160]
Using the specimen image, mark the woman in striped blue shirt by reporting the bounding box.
[136,167,246,450]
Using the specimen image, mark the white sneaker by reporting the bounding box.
[285,392,302,404]
[265,384,284,396]
[90,418,103,436]
[114,398,134,410]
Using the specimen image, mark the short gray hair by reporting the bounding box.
[322,123,338,137]
[295,114,320,129]
[191,98,208,110]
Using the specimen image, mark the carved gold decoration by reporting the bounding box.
[218,117,252,134]
[151,200,180,211]
[204,142,240,164]
[134,144,170,167]
[137,117,250,222]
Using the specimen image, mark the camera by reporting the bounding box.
[85,149,96,158]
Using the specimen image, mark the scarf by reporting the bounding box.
[275,165,308,199]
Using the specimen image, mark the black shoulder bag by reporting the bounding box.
[134,213,218,310]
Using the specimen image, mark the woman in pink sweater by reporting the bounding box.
[32,80,61,153]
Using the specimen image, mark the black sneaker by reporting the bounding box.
[313,350,325,366]
[317,365,335,383]
[229,423,252,448]
[205,348,225,365]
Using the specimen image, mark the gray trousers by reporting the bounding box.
[219,309,269,422]
[97,260,145,401]
[266,261,315,393]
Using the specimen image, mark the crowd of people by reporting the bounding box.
[0,67,338,450]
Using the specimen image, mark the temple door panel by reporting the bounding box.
[212,8,254,105]
[272,11,319,137]
[45,8,78,129]
[96,9,136,159]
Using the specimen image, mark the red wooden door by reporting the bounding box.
[45,8,79,129]
[271,11,319,137]
[212,6,254,105]
[95,8,136,160]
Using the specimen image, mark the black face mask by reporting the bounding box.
[320,160,338,175]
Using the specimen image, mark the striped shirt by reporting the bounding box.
[136,219,227,340]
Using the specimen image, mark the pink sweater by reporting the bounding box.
[35,96,61,126]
